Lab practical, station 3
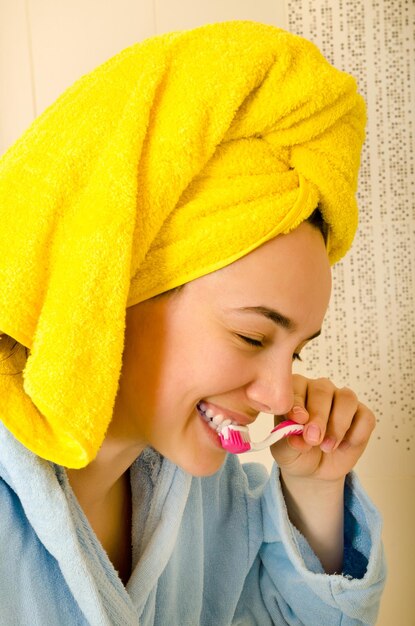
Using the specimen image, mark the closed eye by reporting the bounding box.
[237,335,303,360]
[236,334,264,348]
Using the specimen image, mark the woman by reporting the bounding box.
[0,21,385,625]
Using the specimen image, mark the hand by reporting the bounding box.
[271,374,376,483]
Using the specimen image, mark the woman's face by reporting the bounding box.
[112,222,331,476]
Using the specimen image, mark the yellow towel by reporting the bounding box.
[0,21,366,468]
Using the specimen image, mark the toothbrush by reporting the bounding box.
[218,420,304,454]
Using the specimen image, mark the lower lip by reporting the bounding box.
[197,407,224,449]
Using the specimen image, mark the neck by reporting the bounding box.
[66,434,139,585]
[66,432,144,505]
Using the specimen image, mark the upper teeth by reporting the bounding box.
[198,403,237,432]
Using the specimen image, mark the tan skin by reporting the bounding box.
[67,223,376,583]
[66,461,133,584]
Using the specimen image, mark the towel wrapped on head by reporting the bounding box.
[0,21,366,467]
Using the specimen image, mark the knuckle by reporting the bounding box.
[292,373,306,386]
[338,386,358,404]
[364,407,377,431]
[311,377,334,393]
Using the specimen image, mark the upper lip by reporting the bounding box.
[198,400,257,427]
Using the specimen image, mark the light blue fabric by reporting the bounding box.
[0,421,386,625]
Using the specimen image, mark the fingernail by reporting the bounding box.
[306,424,321,444]
[320,437,336,453]
[292,406,307,415]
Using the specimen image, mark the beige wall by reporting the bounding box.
[1,1,414,624]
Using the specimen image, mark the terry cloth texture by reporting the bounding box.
[0,421,386,625]
[0,21,366,467]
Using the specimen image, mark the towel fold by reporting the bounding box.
[0,21,366,467]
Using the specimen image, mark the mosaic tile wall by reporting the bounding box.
[286,0,415,474]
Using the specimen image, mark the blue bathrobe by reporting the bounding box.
[0,422,386,625]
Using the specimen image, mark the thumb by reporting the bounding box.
[271,402,311,463]
[284,373,310,425]
[285,401,309,425]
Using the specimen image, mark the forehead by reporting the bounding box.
[192,223,332,330]
[209,223,329,290]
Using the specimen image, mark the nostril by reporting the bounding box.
[245,397,274,414]
[245,378,294,416]
[255,401,272,413]
[249,394,294,416]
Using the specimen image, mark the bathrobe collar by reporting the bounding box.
[0,421,191,624]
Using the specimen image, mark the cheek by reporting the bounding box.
[179,335,253,395]
[144,335,245,410]
[122,309,253,414]
[117,326,169,417]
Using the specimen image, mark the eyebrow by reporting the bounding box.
[235,306,322,341]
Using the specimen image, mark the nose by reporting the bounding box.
[244,361,294,416]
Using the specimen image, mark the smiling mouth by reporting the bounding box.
[196,402,240,434]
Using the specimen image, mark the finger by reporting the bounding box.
[302,377,335,446]
[272,414,312,454]
[270,427,313,465]
[273,375,312,458]
[336,402,376,454]
[285,374,309,424]
[319,386,359,453]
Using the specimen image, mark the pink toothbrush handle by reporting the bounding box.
[271,419,303,433]
[219,420,304,454]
